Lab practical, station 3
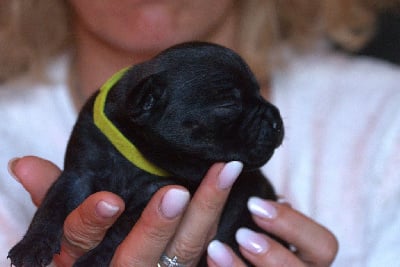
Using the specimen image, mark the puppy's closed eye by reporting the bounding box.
[213,88,242,120]
[127,73,166,124]
[214,103,242,121]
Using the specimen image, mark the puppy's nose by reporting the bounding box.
[271,121,281,132]
[265,105,284,146]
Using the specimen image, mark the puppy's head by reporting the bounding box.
[114,42,283,180]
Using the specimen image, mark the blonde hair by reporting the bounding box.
[0,0,70,82]
[322,0,400,52]
[236,0,321,82]
[0,0,397,83]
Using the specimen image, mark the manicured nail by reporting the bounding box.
[96,200,120,218]
[248,197,277,219]
[7,157,20,182]
[218,161,243,190]
[236,228,269,254]
[160,188,190,219]
[207,240,233,267]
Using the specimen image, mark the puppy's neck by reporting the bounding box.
[93,68,170,177]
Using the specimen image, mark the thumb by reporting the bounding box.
[9,156,61,206]
[54,191,125,266]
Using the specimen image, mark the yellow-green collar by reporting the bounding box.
[93,68,169,177]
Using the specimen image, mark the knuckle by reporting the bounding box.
[63,224,101,251]
[172,234,206,261]
[63,213,104,251]
[140,220,171,243]
[195,197,222,215]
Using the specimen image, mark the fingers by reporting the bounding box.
[111,161,243,267]
[110,186,190,266]
[164,161,243,266]
[207,231,305,267]
[208,197,338,267]
[247,197,338,266]
[207,240,245,267]
[236,228,306,266]
[9,156,337,267]
[8,156,61,206]
[54,192,125,266]
[8,156,129,266]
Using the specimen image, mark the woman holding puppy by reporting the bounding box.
[1,0,399,266]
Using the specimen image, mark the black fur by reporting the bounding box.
[8,42,284,267]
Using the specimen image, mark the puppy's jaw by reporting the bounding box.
[232,101,283,168]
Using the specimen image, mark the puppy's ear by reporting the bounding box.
[126,72,167,125]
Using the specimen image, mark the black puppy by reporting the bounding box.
[8,42,284,267]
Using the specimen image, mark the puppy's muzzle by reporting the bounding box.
[237,103,283,167]
[259,104,284,147]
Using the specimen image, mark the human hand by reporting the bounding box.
[206,197,339,267]
[8,156,243,266]
[9,156,338,267]
[9,156,126,266]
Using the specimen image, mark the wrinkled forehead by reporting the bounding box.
[164,60,257,95]
[163,66,240,102]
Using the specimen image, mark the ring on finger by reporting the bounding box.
[289,243,298,253]
[158,254,186,267]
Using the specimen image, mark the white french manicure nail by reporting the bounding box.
[207,240,233,267]
[160,188,190,219]
[96,200,120,218]
[7,157,21,182]
[218,161,243,190]
[248,197,277,219]
[236,228,269,254]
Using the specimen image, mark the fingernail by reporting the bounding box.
[248,197,277,219]
[218,161,243,190]
[236,228,269,254]
[207,240,233,267]
[161,188,190,219]
[96,200,120,218]
[7,157,21,182]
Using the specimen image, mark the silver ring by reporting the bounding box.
[158,254,186,267]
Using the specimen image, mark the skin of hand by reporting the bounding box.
[9,156,338,267]
[8,156,239,266]
[206,199,339,267]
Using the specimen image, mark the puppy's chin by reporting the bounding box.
[240,146,275,171]
[238,119,283,170]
